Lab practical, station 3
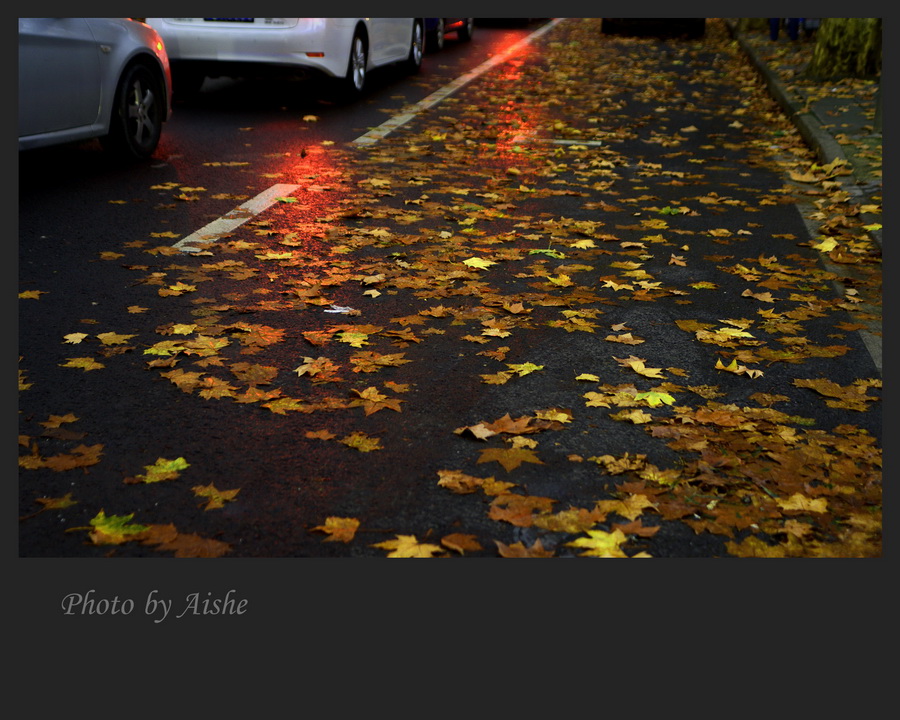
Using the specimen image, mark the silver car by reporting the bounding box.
[18,18,172,159]
[143,18,424,97]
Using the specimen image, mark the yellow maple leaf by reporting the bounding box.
[610,408,655,423]
[372,535,444,558]
[613,355,665,378]
[596,494,657,521]
[97,332,136,345]
[59,357,105,371]
[777,493,828,513]
[565,529,629,557]
[463,256,497,270]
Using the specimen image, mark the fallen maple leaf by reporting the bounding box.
[633,390,676,407]
[97,332,136,345]
[777,493,828,513]
[192,483,240,510]
[125,457,189,484]
[741,289,775,303]
[39,413,78,428]
[477,446,544,472]
[792,378,878,411]
[605,332,645,345]
[34,492,78,511]
[610,408,655,424]
[80,510,150,546]
[488,493,555,526]
[153,533,231,558]
[596,494,658,521]
[372,535,445,558]
[613,355,665,378]
[311,516,360,543]
[441,533,483,555]
[350,386,404,415]
[463,256,496,270]
[59,357,105,371]
[506,362,544,376]
[495,538,555,558]
[41,444,104,472]
[565,529,629,558]
[340,432,382,452]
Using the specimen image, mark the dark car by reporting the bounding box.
[424,18,474,51]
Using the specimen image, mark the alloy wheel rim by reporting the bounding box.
[127,79,156,146]
[351,37,366,90]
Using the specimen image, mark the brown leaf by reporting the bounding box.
[488,494,556,526]
[441,533,483,555]
[477,446,544,472]
[495,539,555,558]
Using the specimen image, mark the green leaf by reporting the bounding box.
[634,391,676,407]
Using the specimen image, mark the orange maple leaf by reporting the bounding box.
[440,533,483,555]
[311,516,360,543]
[488,494,555,526]
[495,539,555,558]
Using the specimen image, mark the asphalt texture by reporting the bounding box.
[18,18,882,559]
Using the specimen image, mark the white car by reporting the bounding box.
[144,18,424,97]
[18,18,172,159]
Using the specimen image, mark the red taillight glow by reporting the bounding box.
[305,52,324,57]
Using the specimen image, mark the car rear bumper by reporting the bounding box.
[146,18,355,78]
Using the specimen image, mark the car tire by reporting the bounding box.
[405,20,424,73]
[338,28,368,98]
[428,18,445,51]
[457,18,474,42]
[100,62,165,159]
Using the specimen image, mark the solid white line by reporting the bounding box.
[352,18,568,145]
[173,183,301,253]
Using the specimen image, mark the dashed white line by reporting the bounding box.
[173,20,567,253]
[352,18,567,145]
[173,183,301,253]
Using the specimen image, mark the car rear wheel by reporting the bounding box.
[428,18,445,51]
[340,29,368,97]
[101,62,164,159]
[457,18,474,42]
[405,20,424,72]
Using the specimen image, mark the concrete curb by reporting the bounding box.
[725,20,882,249]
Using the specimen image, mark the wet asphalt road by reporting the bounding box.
[18,19,881,560]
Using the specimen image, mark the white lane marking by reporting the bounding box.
[352,18,568,145]
[172,21,567,253]
[172,183,301,253]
